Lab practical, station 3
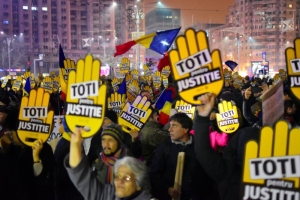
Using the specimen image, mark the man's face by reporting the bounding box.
[102,135,118,155]
[0,112,7,124]
[114,165,140,198]
[149,112,159,123]
[168,120,188,142]
[287,104,297,115]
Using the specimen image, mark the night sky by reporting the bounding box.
[144,0,235,29]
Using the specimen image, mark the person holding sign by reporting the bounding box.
[65,127,152,200]
[150,113,217,200]
[195,93,260,200]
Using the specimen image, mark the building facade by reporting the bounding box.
[0,0,143,76]
[207,0,300,76]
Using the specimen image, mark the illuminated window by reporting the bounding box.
[32,7,37,10]
[23,6,28,10]
[42,7,48,11]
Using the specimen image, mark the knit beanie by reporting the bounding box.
[101,123,123,144]
[105,110,118,124]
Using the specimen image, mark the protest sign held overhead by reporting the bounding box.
[120,57,130,75]
[216,100,240,134]
[285,38,300,100]
[169,28,224,105]
[17,88,54,147]
[241,120,300,200]
[65,54,106,138]
[107,92,126,115]
[175,99,195,119]
[118,95,152,133]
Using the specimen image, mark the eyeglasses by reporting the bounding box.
[114,174,132,182]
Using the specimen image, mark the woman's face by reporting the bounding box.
[114,165,140,198]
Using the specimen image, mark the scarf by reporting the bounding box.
[101,146,127,183]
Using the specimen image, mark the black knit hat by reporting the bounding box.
[101,123,123,144]
[0,105,8,114]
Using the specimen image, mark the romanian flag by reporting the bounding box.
[59,44,67,101]
[155,88,173,110]
[118,78,126,95]
[158,101,172,126]
[114,27,181,57]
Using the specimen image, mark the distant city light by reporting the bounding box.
[0,31,3,34]
[112,2,117,6]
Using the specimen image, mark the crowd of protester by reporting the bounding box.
[0,73,299,200]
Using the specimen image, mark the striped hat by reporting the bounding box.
[101,123,123,144]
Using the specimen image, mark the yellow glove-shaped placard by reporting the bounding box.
[60,58,76,95]
[223,68,232,83]
[108,92,126,115]
[127,80,140,103]
[120,58,130,74]
[1,76,9,88]
[52,76,60,93]
[241,121,300,199]
[17,88,54,147]
[118,95,152,133]
[131,70,139,80]
[147,76,152,86]
[143,65,151,77]
[278,69,287,81]
[163,77,168,88]
[41,76,53,94]
[232,72,239,79]
[216,100,239,133]
[24,71,36,89]
[233,75,243,89]
[65,54,106,138]
[153,71,161,89]
[126,73,133,86]
[144,85,154,101]
[50,71,56,80]
[12,76,23,91]
[112,78,120,92]
[285,38,300,100]
[169,29,224,105]
[175,100,195,119]
[35,73,44,87]
[273,74,281,85]
[161,66,171,78]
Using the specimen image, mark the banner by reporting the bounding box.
[145,56,160,73]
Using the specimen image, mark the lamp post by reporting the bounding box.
[33,54,43,78]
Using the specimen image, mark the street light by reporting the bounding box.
[3,37,14,72]
[33,54,43,78]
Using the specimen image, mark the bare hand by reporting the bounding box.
[244,87,252,100]
[129,129,139,142]
[197,93,216,117]
[32,139,43,162]
[71,127,84,146]
[168,187,179,199]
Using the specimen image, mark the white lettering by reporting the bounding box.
[18,120,50,133]
[70,80,98,99]
[128,106,147,118]
[120,112,144,129]
[290,76,300,87]
[66,103,102,118]
[23,107,47,118]
[290,59,300,73]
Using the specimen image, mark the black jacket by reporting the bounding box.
[193,112,260,200]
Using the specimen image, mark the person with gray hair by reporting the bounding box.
[64,127,152,200]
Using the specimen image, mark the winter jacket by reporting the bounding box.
[65,154,152,200]
[193,112,260,200]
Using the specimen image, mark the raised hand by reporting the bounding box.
[216,100,239,133]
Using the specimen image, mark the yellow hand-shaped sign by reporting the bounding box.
[169,29,224,105]
[52,76,60,93]
[35,73,44,87]
[65,54,106,138]
[131,69,139,80]
[17,88,54,147]
[12,76,23,91]
[108,92,126,115]
[161,66,171,78]
[241,121,300,199]
[120,57,130,74]
[143,65,151,77]
[285,38,300,100]
[60,58,76,95]
[163,77,168,88]
[233,75,243,89]
[1,76,9,88]
[41,76,53,94]
[223,68,232,83]
[153,71,161,89]
[118,95,152,133]
[278,69,287,81]
[144,85,154,101]
[112,78,120,92]
[175,100,195,119]
[216,100,239,133]
[127,80,140,103]
[273,74,281,85]
[126,73,133,86]
[50,71,56,80]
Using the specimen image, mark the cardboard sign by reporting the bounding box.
[127,80,140,103]
[112,78,120,92]
[144,85,154,101]
[12,76,23,91]
[65,54,106,138]
[169,29,224,105]
[62,58,76,81]
[163,77,168,88]
[120,57,130,74]
[1,76,9,88]
[143,65,151,77]
[118,95,152,133]
[41,76,53,94]
[161,66,171,78]
[131,69,139,80]
[47,115,64,143]
[24,71,36,89]
[107,92,126,115]
[52,76,60,92]
[233,75,243,89]
[50,71,56,79]
[241,120,300,200]
[278,69,287,81]
[223,68,232,83]
[216,100,239,133]
[153,71,161,89]
[17,88,54,147]
[262,80,284,126]
[285,38,300,100]
[175,100,195,119]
